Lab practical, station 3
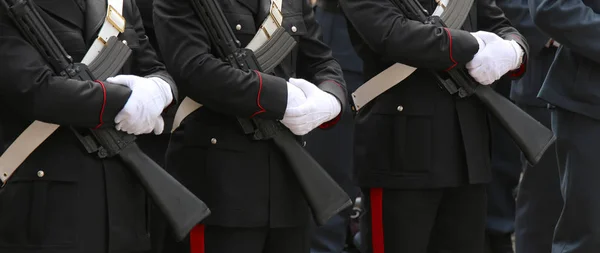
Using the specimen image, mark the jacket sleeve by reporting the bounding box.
[338,0,480,71]
[152,0,288,120]
[0,13,131,129]
[496,0,550,54]
[296,0,347,129]
[529,0,600,63]
[477,0,530,78]
[125,1,177,105]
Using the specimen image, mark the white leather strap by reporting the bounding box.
[81,2,126,65]
[172,0,285,132]
[351,4,446,111]
[0,0,126,186]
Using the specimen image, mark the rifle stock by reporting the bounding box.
[1,0,210,241]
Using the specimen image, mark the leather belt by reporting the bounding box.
[0,0,127,185]
[351,0,474,111]
[172,0,288,132]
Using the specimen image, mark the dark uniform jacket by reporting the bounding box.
[529,0,600,120]
[497,0,555,107]
[153,0,347,228]
[0,0,176,252]
[339,0,529,189]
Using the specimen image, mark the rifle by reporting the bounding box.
[390,0,556,165]
[0,0,210,240]
[188,0,353,225]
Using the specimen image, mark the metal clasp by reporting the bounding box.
[107,5,126,33]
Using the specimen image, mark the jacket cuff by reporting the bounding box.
[97,80,133,128]
[443,28,479,71]
[250,70,287,120]
[317,80,346,129]
[508,54,527,78]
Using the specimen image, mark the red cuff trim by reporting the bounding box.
[510,56,527,78]
[190,224,205,253]
[250,70,266,118]
[93,80,107,129]
[318,80,344,129]
[443,28,458,72]
[319,113,341,129]
[370,188,385,253]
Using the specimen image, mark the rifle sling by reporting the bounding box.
[351,0,474,111]
[0,1,128,186]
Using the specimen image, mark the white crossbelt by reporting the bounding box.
[0,0,126,186]
[171,0,284,132]
[351,2,446,111]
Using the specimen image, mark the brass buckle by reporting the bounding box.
[107,5,126,33]
[269,2,282,27]
[262,27,271,39]
[435,0,447,9]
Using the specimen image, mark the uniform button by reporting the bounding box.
[303,141,307,147]
[235,24,242,31]
[37,170,45,178]
[210,138,217,144]
[291,26,297,33]
[397,105,404,112]
[122,40,127,45]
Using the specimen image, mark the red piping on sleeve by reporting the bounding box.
[443,28,458,72]
[190,224,205,253]
[370,188,385,253]
[319,80,344,129]
[250,70,266,118]
[510,55,527,78]
[93,80,107,129]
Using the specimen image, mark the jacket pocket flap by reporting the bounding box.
[224,12,257,35]
[282,14,307,36]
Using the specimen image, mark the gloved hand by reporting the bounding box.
[467,31,524,85]
[107,75,173,135]
[281,78,341,136]
[286,82,307,110]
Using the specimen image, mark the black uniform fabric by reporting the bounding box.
[165,226,310,253]
[359,185,487,253]
[0,0,177,252]
[153,0,346,250]
[339,0,529,189]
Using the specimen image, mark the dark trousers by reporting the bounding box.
[514,105,562,253]
[359,185,487,253]
[551,108,600,253]
[163,225,309,253]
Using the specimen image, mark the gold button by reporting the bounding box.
[235,24,242,31]
[397,105,404,112]
[291,26,297,33]
[37,170,45,178]
[210,138,217,144]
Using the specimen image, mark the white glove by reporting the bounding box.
[107,75,173,135]
[467,31,524,85]
[286,82,307,110]
[281,78,341,136]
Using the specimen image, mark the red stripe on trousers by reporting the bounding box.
[190,224,205,253]
[370,188,384,253]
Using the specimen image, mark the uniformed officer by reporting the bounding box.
[529,1,600,252]
[152,0,347,252]
[339,0,529,251]
[495,1,562,252]
[0,0,177,253]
